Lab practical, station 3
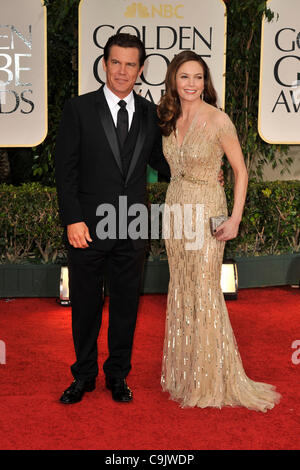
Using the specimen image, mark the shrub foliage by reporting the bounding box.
[0,182,299,263]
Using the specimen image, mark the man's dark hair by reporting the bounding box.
[103,33,146,67]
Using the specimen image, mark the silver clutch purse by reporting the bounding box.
[209,215,228,236]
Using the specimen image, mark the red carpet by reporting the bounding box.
[0,287,299,450]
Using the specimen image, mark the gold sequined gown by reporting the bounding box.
[161,111,281,412]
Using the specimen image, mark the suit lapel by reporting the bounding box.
[125,93,147,185]
[95,87,123,176]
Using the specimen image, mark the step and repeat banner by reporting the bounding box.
[259,0,300,144]
[78,0,227,108]
[0,0,47,147]
[0,0,299,147]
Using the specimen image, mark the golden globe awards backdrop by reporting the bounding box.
[79,0,227,108]
[0,0,47,147]
[258,0,300,144]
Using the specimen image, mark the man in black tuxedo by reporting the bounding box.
[55,33,170,404]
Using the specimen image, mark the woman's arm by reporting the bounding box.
[214,118,248,241]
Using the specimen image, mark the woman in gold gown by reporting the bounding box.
[157,51,281,412]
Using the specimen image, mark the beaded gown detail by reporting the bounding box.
[161,111,281,412]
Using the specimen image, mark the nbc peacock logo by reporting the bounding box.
[124,2,184,18]
[125,2,149,17]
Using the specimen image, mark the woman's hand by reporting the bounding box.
[217,168,224,186]
[213,217,240,241]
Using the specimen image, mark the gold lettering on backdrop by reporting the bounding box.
[124,3,184,19]
[175,5,184,18]
[151,5,163,17]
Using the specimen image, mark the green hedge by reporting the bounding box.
[0,181,299,263]
[0,183,64,263]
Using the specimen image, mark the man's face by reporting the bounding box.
[102,45,144,98]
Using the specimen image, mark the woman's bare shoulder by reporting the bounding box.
[201,105,232,130]
[209,107,232,125]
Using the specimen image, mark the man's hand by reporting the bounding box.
[218,168,225,186]
[67,222,92,248]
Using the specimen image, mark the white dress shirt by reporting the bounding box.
[103,85,135,131]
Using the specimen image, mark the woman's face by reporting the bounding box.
[175,60,204,104]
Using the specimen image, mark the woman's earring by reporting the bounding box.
[201,91,205,102]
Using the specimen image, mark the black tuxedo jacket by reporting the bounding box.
[55,86,170,250]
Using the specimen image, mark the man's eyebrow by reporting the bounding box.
[110,58,137,66]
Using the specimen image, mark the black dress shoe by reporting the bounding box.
[59,378,96,404]
[105,377,133,402]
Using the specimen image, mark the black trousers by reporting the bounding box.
[67,239,145,381]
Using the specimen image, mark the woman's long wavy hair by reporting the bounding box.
[157,51,218,136]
